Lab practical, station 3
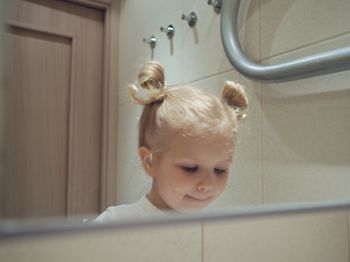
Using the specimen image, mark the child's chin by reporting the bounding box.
[175,204,210,213]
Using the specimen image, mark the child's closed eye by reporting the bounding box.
[214,168,227,175]
[181,166,198,173]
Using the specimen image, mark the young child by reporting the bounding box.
[94,61,248,222]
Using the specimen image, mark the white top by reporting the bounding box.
[93,196,163,223]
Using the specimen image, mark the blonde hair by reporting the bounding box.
[129,61,248,151]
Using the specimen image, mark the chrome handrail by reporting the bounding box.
[221,0,350,82]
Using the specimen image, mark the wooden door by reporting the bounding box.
[2,0,105,219]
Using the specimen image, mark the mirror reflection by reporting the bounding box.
[1,0,350,224]
[95,60,248,222]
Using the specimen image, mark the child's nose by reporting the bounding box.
[196,175,215,192]
[197,183,213,192]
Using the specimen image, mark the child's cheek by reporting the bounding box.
[173,172,196,188]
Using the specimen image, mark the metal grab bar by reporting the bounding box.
[221,0,350,82]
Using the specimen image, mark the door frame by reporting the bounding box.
[66,0,119,211]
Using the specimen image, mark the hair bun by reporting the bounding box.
[129,61,166,105]
[138,61,165,89]
[222,81,248,120]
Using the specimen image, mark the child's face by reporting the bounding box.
[147,132,234,212]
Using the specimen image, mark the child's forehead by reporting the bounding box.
[167,131,234,154]
[173,129,233,143]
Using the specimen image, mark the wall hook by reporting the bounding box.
[160,24,175,38]
[181,11,198,27]
[207,0,222,13]
[142,35,157,48]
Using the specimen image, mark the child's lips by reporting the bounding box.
[186,195,212,201]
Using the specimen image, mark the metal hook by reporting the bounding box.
[207,0,222,13]
[142,35,157,48]
[160,24,175,38]
[181,11,198,27]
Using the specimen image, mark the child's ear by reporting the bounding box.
[139,146,155,177]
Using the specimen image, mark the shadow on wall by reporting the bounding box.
[263,77,350,166]
[258,0,296,60]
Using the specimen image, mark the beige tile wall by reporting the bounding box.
[116,101,152,203]
[260,0,350,59]
[262,68,350,203]
[260,0,350,203]
[181,0,259,82]
[1,210,347,262]
[204,211,349,262]
[0,223,202,262]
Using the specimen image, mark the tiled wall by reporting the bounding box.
[260,0,350,203]
[203,210,349,262]
[0,223,202,262]
[116,0,350,207]
[0,210,348,262]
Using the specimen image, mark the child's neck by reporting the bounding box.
[146,191,172,211]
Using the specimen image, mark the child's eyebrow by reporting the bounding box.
[176,158,233,164]
[217,160,233,165]
[176,158,198,162]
